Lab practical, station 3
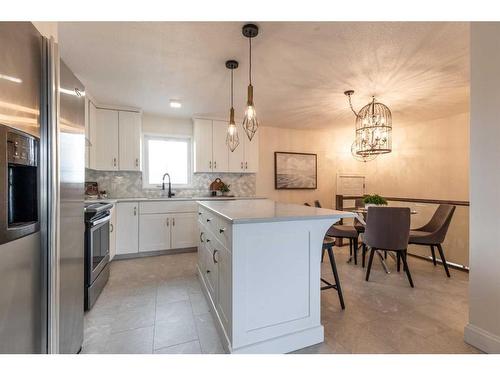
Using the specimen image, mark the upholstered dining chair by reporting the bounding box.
[314,200,360,265]
[364,207,413,287]
[408,204,456,278]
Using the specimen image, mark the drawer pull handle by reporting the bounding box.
[200,232,204,242]
[219,228,226,234]
[110,223,114,233]
[166,218,169,227]
[212,249,218,264]
[172,218,175,226]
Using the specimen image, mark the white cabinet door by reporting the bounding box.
[204,238,218,303]
[193,119,213,173]
[109,205,117,260]
[116,202,139,255]
[228,132,245,173]
[87,100,97,169]
[217,246,232,334]
[139,213,171,252]
[94,108,119,170]
[171,212,198,249]
[119,111,142,171]
[244,132,259,173]
[212,120,229,172]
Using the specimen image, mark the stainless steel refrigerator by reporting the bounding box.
[0,22,85,354]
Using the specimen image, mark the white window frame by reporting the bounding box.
[142,133,193,189]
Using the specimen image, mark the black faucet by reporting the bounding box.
[161,173,174,198]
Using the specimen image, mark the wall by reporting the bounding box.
[465,22,500,353]
[32,22,58,41]
[256,126,337,208]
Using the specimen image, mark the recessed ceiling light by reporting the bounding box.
[170,99,182,108]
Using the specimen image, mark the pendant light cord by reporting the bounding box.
[249,37,252,85]
[230,68,233,107]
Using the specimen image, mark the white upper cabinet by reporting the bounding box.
[193,118,259,173]
[94,108,119,170]
[193,118,213,173]
[212,120,229,172]
[244,132,259,173]
[90,106,142,171]
[119,111,142,171]
[228,130,245,173]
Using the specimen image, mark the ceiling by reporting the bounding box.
[59,22,469,129]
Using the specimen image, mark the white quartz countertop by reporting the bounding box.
[198,199,356,224]
[85,196,265,204]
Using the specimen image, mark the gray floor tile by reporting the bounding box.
[104,326,154,354]
[111,304,156,333]
[155,300,193,323]
[189,292,211,315]
[194,313,225,354]
[154,340,202,354]
[154,315,198,350]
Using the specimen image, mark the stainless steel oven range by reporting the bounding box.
[84,202,112,310]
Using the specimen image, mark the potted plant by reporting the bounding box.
[363,194,388,208]
[219,183,231,197]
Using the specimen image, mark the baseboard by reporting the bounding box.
[114,247,197,260]
[464,323,500,353]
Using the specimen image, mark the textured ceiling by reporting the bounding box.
[59,22,469,129]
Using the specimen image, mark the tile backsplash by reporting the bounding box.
[85,169,256,198]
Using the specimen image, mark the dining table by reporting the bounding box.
[351,207,418,274]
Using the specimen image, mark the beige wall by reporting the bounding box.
[325,112,469,201]
[465,22,500,353]
[256,126,336,207]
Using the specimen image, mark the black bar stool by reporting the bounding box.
[321,236,345,309]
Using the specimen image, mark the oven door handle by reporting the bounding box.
[91,216,111,227]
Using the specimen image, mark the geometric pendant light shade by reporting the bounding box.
[226,60,240,152]
[242,23,259,141]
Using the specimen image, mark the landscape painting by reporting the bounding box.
[274,152,317,189]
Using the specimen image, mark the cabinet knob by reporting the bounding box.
[241,162,243,169]
[133,207,137,216]
[209,161,212,169]
[166,218,169,227]
[206,270,210,274]
[219,228,225,234]
[206,218,211,222]
[245,161,248,169]
[214,161,217,169]
[113,157,117,167]
[135,158,139,167]
[198,212,202,216]
[172,218,175,226]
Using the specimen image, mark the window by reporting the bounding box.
[143,135,192,188]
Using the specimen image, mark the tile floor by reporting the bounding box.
[82,247,482,354]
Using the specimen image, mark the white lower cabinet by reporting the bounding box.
[171,212,198,249]
[198,214,232,346]
[139,213,171,252]
[216,245,232,334]
[109,205,117,260]
[137,202,198,253]
[116,202,139,255]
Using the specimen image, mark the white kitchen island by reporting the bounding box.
[196,199,355,354]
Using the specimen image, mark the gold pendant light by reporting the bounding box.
[226,60,240,152]
[242,23,259,141]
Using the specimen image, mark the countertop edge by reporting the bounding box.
[197,200,357,224]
